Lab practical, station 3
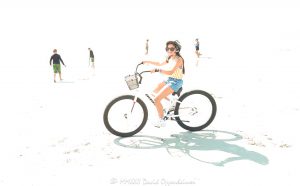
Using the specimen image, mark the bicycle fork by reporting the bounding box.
[124,96,138,120]
[130,96,139,113]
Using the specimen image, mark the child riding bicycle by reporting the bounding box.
[142,40,185,127]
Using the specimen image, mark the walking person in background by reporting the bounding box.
[195,38,201,58]
[195,38,201,66]
[49,49,66,83]
[88,48,95,76]
[142,40,185,128]
[88,48,95,69]
[145,39,149,55]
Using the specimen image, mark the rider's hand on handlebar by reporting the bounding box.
[142,61,149,65]
[151,68,160,73]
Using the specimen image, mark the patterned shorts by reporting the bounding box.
[53,64,61,73]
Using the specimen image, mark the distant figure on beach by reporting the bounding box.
[49,49,66,83]
[145,39,149,55]
[195,38,202,66]
[195,38,201,58]
[88,48,95,69]
[88,48,95,76]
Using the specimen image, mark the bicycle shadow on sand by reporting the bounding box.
[114,130,269,166]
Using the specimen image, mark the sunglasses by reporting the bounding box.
[165,47,176,52]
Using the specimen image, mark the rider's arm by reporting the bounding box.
[159,57,183,75]
[143,60,167,66]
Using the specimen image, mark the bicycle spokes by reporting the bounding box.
[175,90,217,131]
[107,99,144,133]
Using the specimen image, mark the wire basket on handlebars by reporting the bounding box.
[125,74,139,90]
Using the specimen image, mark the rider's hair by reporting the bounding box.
[166,40,185,74]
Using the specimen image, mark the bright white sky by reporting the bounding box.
[0,0,299,72]
[0,0,299,8]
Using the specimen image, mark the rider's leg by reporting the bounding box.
[154,86,174,119]
[153,82,165,94]
[153,82,171,101]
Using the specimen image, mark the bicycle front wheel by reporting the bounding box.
[103,95,148,137]
[174,90,217,131]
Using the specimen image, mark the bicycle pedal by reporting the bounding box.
[163,116,175,121]
[163,116,169,120]
[166,110,174,115]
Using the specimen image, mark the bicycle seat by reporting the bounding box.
[172,87,183,97]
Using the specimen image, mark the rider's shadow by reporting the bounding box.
[114,130,269,167]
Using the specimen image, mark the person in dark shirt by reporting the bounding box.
[194,38,202,66]
[88,48,95,69]
[195,38,201,58]
[50,49,66,83]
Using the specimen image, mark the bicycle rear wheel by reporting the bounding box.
[174,90,217,131]
[103,95,148,137]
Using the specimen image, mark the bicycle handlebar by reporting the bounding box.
[135,62,151,85]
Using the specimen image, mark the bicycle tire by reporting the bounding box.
[103,95,148,137]
[174,90,217,131]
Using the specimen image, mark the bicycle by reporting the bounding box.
[103,62,217,137]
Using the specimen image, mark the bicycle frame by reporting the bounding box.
[132,83,181,118]
[128,63,190,120]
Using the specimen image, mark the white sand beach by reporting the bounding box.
[0,1,299,186]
